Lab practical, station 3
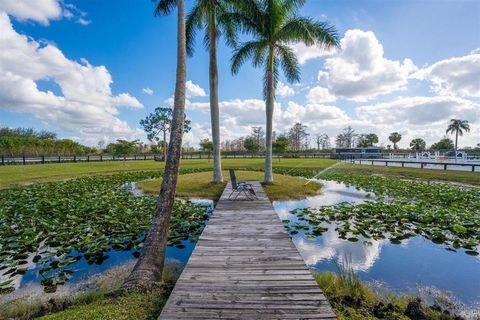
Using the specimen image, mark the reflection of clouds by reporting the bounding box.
[274,179,383,273]
[295,227,384,272]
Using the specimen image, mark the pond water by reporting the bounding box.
[0,197,213,302]
[273,179,480,312]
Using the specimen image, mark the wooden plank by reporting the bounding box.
[159,182,336,319]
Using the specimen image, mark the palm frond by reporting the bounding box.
[276,17,339,49]
[276,44,300,83]
[152,0,178,16]
[282,0,306,14]
[231,41,262,75]
[185,3,204,56]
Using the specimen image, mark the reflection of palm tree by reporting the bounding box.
[229,0,339,183]
[123,0,187,290]
[410,138,426,151]
[388,132,402,150]
[186,0,237,183]
[446,119,470,158]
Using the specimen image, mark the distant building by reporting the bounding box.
[333,147,382,159]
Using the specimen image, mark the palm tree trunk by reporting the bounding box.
[455,129,458,163]
[209,16,223,183]
[264,47,275,184]
[123,0,186,290]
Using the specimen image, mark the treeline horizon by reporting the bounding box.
[1,125,478,157]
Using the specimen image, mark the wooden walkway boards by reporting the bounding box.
[159,182,336,319]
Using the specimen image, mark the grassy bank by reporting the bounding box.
[336,163,480,186]
[0,158,337,189]
[137,170,321,201]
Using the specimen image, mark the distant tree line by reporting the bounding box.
[0,127,91,156]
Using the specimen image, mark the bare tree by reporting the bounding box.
[288,123,309,151]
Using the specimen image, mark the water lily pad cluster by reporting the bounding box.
[288,172,480,256]
[0,171,211,293]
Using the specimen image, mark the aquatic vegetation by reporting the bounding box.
[0,171,211,294]
[288,172,480,256]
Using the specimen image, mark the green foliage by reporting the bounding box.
[430,138,454,150]
[288,172,480,256]
[0,127,91,156]
[0,171,211,293]
[409,138,426,151]
[272,136,289,153]
[229,0,339,98]
[243,137,261,152]
[388,132,402,149]
[446,119,470,137]
[139,107,191,145]
[357,134,379,147]
[105,139,140,157]
[199,138,214,152]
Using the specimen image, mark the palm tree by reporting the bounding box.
[410,138,426,151]
[186,1,236,183]
[123,0,187,290]
[446,119,470,157]
[388,132,402,150]
[229,0,339,183]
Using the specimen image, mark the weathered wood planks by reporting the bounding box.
[159,182,336,319]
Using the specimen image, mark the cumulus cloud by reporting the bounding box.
[276,82,295,97]
[413,52,480,98]
[307,86,337,103]
[355,96,480,147]
[0,0,90,25]
[0,0,61,25]
[290,42,336,64]
[186,80,207,97]
[319,29,417,101]
[0,12,143,144]
[142,87,154,95]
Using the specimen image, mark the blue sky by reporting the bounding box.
[0,0,479,148]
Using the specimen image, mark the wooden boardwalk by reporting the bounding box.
[159,182,336,319]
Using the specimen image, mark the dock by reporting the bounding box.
[159,181,336,319]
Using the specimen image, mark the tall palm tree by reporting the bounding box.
[185,1,236,183]
[446,119,470,157]
[123,0,187,290]
[229,0,339,183]
[388,132,402,150]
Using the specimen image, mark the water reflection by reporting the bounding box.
[273,179,480,308]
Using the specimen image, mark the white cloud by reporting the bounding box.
[355,96,480,147]
[290,42,336,64]
[413,52,480,98]
[186,80,206,97]
[0,0,62,25]
[307,86,337,103]
[0,12,143,144]
[142,87,154,95]
[276,82,295,97]
[319,29,417,102]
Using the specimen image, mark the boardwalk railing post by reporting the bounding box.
[42,155,45,164]
[444,164,447,170]
[58,156,61,163]
[1,155,4,166]
[87,155,90,162]
[23,155,26,165]
[73,155,76,163]
[472,165,475,172]
[100,154,103,161]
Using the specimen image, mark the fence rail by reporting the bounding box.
[348,158,480,173]
[0,153,335,165]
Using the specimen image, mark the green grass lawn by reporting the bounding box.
[335,163,480,186]
[0,158,337,189]
[137,170,321,201]
[1,157,478,189]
